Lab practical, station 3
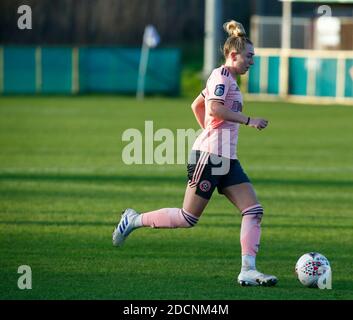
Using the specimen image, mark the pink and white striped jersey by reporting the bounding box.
[192,66,243,159]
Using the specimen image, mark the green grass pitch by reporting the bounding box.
[0,96,352,300]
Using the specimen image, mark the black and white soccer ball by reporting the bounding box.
[295,252,330,288]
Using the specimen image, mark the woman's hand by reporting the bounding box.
[248,118,268,130]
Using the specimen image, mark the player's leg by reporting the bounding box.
[222,182,278,286]
[113,151,215,247]
[112,184,209,247]
[222,182,262,262]
[182,184,209,218]
[140,183,209,228]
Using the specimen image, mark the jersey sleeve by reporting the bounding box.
[206,67,230,104]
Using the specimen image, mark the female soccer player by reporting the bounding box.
[113,20,277,287]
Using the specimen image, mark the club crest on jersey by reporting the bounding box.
[231,101,243,112]
[214,84,225,97]
[199,180,211,193]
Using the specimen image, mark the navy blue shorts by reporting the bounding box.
[187,150,250,200]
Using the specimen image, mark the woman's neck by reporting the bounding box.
[223,64,238,80]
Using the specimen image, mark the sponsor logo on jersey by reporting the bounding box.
[231,101,243,112]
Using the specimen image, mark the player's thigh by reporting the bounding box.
[182,184,209,218]
[222,183,259,212]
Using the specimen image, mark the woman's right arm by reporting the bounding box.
[191,94,206,129]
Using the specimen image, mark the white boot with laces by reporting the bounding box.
[237,255,278,287]
[237,269,278,287]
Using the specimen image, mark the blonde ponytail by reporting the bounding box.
[223,20,252,58]
[223,20,246,38]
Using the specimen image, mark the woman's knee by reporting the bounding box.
[183,186,209,218]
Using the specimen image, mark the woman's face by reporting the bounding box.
[227,43,255,75]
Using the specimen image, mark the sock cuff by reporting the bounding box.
[242,204,263,216]
[181,209,199,227]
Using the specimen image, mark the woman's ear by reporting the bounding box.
[230,51,237,61]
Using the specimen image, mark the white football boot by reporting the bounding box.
[237,269,278,287]
[112,208,140,247]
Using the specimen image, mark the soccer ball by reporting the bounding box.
[295,252,330,288]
